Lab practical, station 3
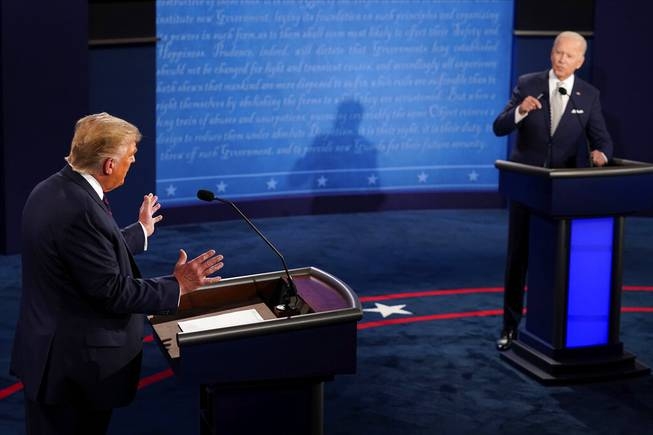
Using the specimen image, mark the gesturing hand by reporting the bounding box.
[173,249,224,295]
[518,95,543,115]
[138,193,163,237]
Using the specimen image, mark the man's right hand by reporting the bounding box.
[173,249,224,295]
[518,95,543,115]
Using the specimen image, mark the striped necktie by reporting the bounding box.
[550,81,565,134]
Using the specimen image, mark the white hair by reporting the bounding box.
[554,31,587,55]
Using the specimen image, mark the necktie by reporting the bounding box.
[102,195,112,216]
[550,81,565,135]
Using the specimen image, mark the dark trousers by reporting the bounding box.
[25,396,112,435]
[502,202,530,330]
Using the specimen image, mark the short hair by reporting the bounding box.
[65,112,142,173]
[554,31,587,56]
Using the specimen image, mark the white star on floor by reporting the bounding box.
[165,184,177,196]
[468,170,479,182]
[368,174,378,185]
[417,171,428,183]
[363,303,413,318]
[266,178,278,190]
[216,181,227,193]
[317,175,328,187]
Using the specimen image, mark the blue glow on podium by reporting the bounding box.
[565,218,614,347]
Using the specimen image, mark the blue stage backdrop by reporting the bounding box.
[156,0,514,205]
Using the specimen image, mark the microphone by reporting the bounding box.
[558,87,594,167]
[196,189,300,315]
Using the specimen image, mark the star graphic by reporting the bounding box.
[468,170,479,182]
[363,303,413,318]
[417,171,428,183]
[317,175,328,187]
[165,184,177,196]
[367,174,378,185]
[216,181,227,193]
[266,178,278,190]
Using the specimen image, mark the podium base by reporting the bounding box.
[200,378,325,435]
[501,340,651,385]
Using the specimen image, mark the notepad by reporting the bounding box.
[177,308,264,333]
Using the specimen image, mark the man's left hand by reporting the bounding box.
[591,150,608,167]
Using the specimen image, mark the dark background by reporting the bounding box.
[1,0,651,254]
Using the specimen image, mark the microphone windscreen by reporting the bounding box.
[558,87,568,96]
[197,189,215,201]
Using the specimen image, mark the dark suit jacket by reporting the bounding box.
[11,165,180,408]
[493,70,613,167]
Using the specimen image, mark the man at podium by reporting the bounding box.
[11,113,225,434]
[492,31,614,351]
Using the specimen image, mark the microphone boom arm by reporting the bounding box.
[196,189,298,312]
[215,196,297,297]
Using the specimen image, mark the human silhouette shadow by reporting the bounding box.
[288,99,385,213]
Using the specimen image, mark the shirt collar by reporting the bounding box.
[548,69,575,94]
[73,167,104,200]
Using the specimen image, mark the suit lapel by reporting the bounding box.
[535,72,553,135]
[555,82,585,136]
[60,165,142,278]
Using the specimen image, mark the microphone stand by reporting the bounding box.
[197,190,300,315]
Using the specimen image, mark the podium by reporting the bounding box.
[495,159,653,384]
[148,266,362,434]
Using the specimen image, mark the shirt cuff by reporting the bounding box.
[514,107,528,123]
[138,222,148,251]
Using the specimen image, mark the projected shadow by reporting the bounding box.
[288,99,385,213]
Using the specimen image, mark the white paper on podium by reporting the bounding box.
[177,308,264,333]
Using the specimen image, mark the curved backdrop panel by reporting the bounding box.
[156,0,514,206]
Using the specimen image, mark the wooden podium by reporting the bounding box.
[495,159,653,384]
[149,266,362,434]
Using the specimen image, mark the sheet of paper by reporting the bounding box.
[178,308,264,333]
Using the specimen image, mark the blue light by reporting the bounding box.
[155,1,515,205]
[566,217,613,347]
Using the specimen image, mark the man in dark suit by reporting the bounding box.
[492,31,614,351]
[11,113,225,434]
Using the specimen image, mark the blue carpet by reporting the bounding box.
[2,209,653,434]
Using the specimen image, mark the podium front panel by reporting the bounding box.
[566,217,613,347]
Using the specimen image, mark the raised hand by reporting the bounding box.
[173,249,224,295]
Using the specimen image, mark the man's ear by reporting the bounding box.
[102,158,114,175]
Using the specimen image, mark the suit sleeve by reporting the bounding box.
[121,222,145,255]
[586,91,614,159]
[493,79,523,137]
[58,208,179,315]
